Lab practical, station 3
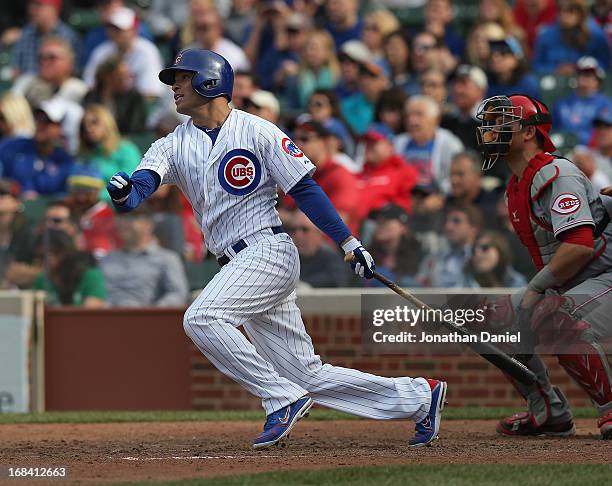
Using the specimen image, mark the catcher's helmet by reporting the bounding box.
[159,49,234,101]
[476,94,555,171]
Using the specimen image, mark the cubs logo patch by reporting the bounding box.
[552,193,581,214]
[218,149,262,196]
[174,52,183,64]
[281,137,303,157]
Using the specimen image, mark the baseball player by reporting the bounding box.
[105,49,447,449]
[476,94,612,439]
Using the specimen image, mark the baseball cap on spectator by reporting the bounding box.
[107,7,138,30]
[34,98,67,124]
[593,105,612,127]
[489,36,524,59]
[453,64,488,90]
[576,56,605,80]
[363,123,395,143]
[360,61,385,77]
[294,119,329,137]
[246,90,280,116]
[339,40,371,65]
[67,165,105,192]
[368,204,410,224]
[323,118,351,150]
[32,0,62,11]
[412,180,440,196]
[286,12,313,32]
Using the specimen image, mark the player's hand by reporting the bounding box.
[107,171,132,204]
[342,239,375,279]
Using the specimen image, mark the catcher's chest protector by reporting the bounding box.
[506,152,556,271]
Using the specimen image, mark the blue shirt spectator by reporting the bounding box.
[0,137,73,196]
[486,37,541,99]
[533,9,611,74]
[81,22,154,67]
[324,0,363,49]
[11,0,81,76]
[553,57,612,144]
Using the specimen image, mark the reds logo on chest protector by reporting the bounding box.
[506,153,556,270]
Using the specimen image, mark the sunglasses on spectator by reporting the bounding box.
[414,43,435,51]
[286,27,301,34]
[474,243,493,253]
[309,99,328,108]
[39,52,62,62]
[47,216,69,225]
[446,216,466,225]
[364,24,379,32]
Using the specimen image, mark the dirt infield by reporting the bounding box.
[1,418,608,484]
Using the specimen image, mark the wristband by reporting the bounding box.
[341,238,361,254]
[527,266,558,293]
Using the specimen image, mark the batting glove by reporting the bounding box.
[107,171,132,204]
[342,238,375,279]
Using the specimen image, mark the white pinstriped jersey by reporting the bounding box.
[136,109,315,255]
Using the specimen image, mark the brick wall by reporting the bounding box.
[190,314,593,411]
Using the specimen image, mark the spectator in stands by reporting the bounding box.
[417,203,482,287]
[383,31,413,94]
[0,99,74,198]
[486,36,540,99]
[423,0,464,59]
[374,88,406,135]
[305,89,353,153]
[284,30,340,110]
[244,90,280,124]
[78,104,142,192]
[100,207,189,307]
[12,36,87,107]
[420,68,449,112]
[445,151,500,224]
[44,200,79,240]
[289,210,348,288]
[459,230,527,288]
[231,70,258,110]
[361,9,399,66]
[83,7,164,98]
[553,57,612,145]
[394,95,464,193]
[11,0,80,77]
[322,117,358,171]
[441,65,487,151]
[590,107,612,182]
[464,21,506,70]
[356,123,418,223]
[83,55,147,134]
[289,120,358,228]
[223,0,256,45]
[340,61,389,135]
[82,0,155,66]
[0,93,35,141]
[533,0,611,75]
[260,12,312,92]
[478,0,526,43]
[145,0,189,43]
[324,0,363,49]
[367,204,425,287]
[513,0,557,53]
[186,2,250,71]
[0,181,34,285]
[408,31,440,95]
[571,146,610,191]
[65,165,121,258]
[591,0,611,46]
[335,40,371,100]
[33,229,107,307]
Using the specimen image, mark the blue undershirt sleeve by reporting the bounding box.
[287,175,352,245]
[113,169,161,213]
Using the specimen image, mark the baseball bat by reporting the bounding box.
[346,254,537,386]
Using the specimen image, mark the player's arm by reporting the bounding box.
[106,169,161,213]
[288,175,375,279]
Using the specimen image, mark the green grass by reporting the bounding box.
[117,465,612,486]
[0,407,597,425]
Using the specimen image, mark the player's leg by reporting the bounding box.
[183,234,309,416]
[243,294,432,422]
[484,292,574,436]
[553,274,612,439]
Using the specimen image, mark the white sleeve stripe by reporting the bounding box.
[554,219,595,237]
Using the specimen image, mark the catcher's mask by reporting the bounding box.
[476,94,555,171]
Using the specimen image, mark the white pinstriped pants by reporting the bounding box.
[183,231,431,420]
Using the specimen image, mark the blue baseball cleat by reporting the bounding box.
[409,380,447,447]
[253,396,314,449]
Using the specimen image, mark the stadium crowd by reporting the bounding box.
[0,0,610,306]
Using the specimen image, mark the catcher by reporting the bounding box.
[476,94,612,439]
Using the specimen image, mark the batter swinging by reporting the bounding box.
[106,49,447,449]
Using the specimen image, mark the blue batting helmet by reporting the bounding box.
[159,49,234,101]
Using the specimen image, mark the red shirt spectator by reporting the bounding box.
[79,200,121,258]
[357,124,418,223]
[513,0,557,54]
